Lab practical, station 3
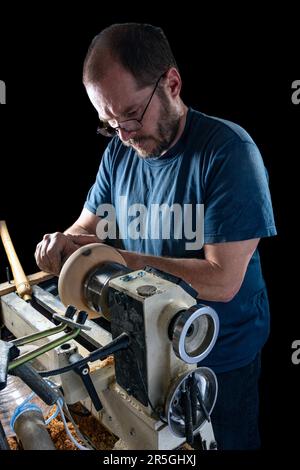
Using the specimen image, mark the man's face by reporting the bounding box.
[86,63,181,158]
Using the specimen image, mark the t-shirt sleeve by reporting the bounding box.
[203,139,277,243]
[84,146,112,214]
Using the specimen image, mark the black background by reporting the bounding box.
[0,6,299,458]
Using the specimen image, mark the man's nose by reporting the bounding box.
[118,127,137,141]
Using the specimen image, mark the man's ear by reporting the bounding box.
[165,68,182,98]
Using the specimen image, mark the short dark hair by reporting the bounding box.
[83,23,179,88]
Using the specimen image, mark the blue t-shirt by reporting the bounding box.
[84,108,277,373]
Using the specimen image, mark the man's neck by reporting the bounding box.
[161,103,188,156]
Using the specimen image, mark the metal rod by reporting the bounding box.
[11,322,67,346]
[14,409,56,450]
[0,420,10,450]
[8,328,82,370]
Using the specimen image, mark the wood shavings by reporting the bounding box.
[69,402,118,450]
[89,355,114,372]
[7,402,117,450]
[7,437,18,450]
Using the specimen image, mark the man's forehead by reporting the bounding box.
[87,74,145,119]
[97,63,139,95]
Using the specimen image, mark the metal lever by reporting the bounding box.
[52,311,91,331]
[69,352,103,411]
[0,419,10,450]
[197,389,211,422]
[181,381,194,446]
[181,372,211,446]
[0,341,19,390]
[189,373,198,426]
[8,306,90,371]
[11,305,79,347]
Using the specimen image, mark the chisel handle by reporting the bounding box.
[0,220,32,301]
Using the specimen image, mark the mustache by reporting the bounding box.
[129,136,150,146]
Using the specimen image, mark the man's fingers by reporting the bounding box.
[46,236,64,275]
[35,240,51,273]
[40,236,50,262]
[34,241,42,263]
[35,233,65,275]
[36,248,56,274]
[34,232,98,277]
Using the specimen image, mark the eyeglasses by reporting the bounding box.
[97,72,166,137]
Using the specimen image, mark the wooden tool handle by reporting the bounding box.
[0,220,32,301]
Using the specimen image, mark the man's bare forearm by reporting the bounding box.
[64,223,92,236]
[119,250,237,302]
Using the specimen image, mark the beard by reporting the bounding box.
[123,93,181,158]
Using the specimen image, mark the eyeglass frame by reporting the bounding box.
[96,71,166,137]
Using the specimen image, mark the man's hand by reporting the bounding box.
[34,232,100,276]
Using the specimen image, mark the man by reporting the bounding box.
[35,23,276,449]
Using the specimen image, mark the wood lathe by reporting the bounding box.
[0,242,219,450]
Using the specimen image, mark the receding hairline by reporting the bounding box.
[83,42,117,86]
[83,23,178,89]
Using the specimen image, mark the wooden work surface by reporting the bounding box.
[0,271,53,296]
